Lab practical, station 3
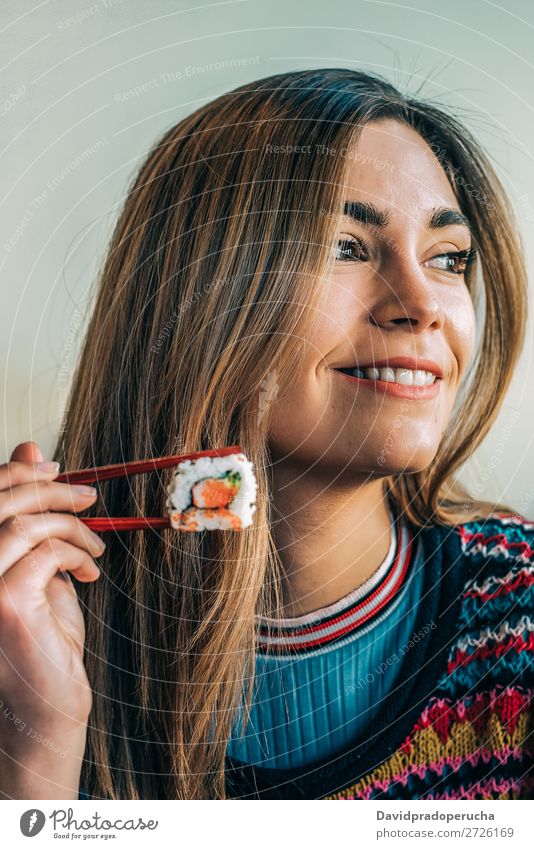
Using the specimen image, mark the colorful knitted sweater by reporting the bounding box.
[224,512,534,800]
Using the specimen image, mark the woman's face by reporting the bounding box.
[268,118,477,478]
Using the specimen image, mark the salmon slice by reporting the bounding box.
[191,472,241,509]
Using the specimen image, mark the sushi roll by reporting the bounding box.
[166,451,257,531]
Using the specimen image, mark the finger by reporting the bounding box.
[0,480,97,524]
[0,538,100,618]
[0,512,106,579]
[9,441,44,465]
[0,458,62,492]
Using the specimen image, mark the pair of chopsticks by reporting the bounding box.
[55,446,243,532]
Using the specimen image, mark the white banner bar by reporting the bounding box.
[2,799,533,848]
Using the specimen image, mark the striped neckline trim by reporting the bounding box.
[255,510,414,655]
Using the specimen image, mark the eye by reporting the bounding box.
[425,248,478,275]
[334,237,369,262]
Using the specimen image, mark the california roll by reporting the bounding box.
[166,451,257,531]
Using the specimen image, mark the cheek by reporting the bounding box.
[445,288,477,379]
[307,278,362,356]
[266,352,341,462]
[266,299,364,460]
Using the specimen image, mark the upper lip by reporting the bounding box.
[335,357,444,379]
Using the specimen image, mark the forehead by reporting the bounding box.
[344,119,458,210]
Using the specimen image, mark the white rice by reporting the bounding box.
[166,452,257,530]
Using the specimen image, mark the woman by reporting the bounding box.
[0,68,532,800]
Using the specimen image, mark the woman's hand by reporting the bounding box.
[0,441,105,798]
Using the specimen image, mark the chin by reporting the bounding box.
[374,448,437,476]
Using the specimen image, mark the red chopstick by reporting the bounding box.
[81,516,171,531]
[56,445,243,485]
[55,445,243,532]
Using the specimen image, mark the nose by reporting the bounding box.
[369,252,444,332]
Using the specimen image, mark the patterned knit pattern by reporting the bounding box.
[323,514,534,800]
[324,686,531,799]
[225,512,534,800]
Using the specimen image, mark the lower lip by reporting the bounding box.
[332,369,442,400]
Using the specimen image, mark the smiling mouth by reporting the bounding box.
[334,365,439,387]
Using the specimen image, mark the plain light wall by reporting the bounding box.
[2,0,533,515]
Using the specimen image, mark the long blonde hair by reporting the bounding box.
[53,68,528,799]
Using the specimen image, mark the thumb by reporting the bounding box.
[10,441,45,465]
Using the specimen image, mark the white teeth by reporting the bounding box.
[394,369,413,385]
[364,367,437,386]
[380,367,396,383]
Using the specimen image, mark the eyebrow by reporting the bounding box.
[342,200,473,234]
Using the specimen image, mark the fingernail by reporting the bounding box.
[36,461,60,473]
[72,485,97,496]
[87,530,106,552]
